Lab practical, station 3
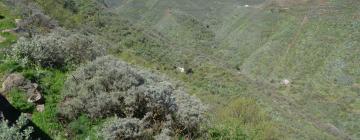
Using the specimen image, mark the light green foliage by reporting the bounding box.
[209,98,283,140]
[59,56,206,139]
[30,69,66,136]
[0,2,17,47]
[10,29,107,69]
[0,114,33,140]
[1,0,358,139]
[8,88,35,113]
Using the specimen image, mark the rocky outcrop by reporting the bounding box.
[1,73,44,112]
[1,73,26,93]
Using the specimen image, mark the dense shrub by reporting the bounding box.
[10,29,107,69]
[100,117,147,140]
[59,56,206,139]
[0,114,33,140]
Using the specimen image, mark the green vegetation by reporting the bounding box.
[0,0,359,139]
[59,56,206,139]
[0,2,17,49]
[10,29,107,69]
[8,89,35,113]
[0,114,33,140]
[30,69,66,137]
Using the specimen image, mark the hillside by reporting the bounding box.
[0,0,359,139]
[98,0,360,139]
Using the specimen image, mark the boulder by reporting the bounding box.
[27,88,43,104]
[281,79,291,86]
[1,73,44,112]
[1,73,26,94]
[36,104,45,112]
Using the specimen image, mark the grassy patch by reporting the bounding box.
[0,2,17,46]
[8,88,35,113]
[28,69,66,137]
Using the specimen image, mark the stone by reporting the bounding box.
[1,73,26,94]
[1,73,44,105]
[27,91,42,103]
[36,104,45,112]
[15,19,21,24]
[1,29,15,33]
[176,67,185,73]
[281,79,291,86]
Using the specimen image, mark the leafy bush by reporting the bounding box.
[0,114,33,140]
[59,56,206,139]
[10,29,107,69]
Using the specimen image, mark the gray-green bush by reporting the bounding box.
[10,29,107,69]
[0,114,33,140]
[59,56,206,139]
[100,117,147,140]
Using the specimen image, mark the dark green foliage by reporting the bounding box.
[67,115,99,139]
[63,0,78,13]
[10,29,107,69]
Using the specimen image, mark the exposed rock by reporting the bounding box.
[15,19,21,24]
[1,73,26,94]
[1,29,15,33]
[281,79,291,86]
[176,67,185,73]
[1,73,44,111]
[27,90,42,104]
[36,104,45,112]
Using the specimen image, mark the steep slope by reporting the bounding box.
[104,0,360,139]
[28,0,360,139]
